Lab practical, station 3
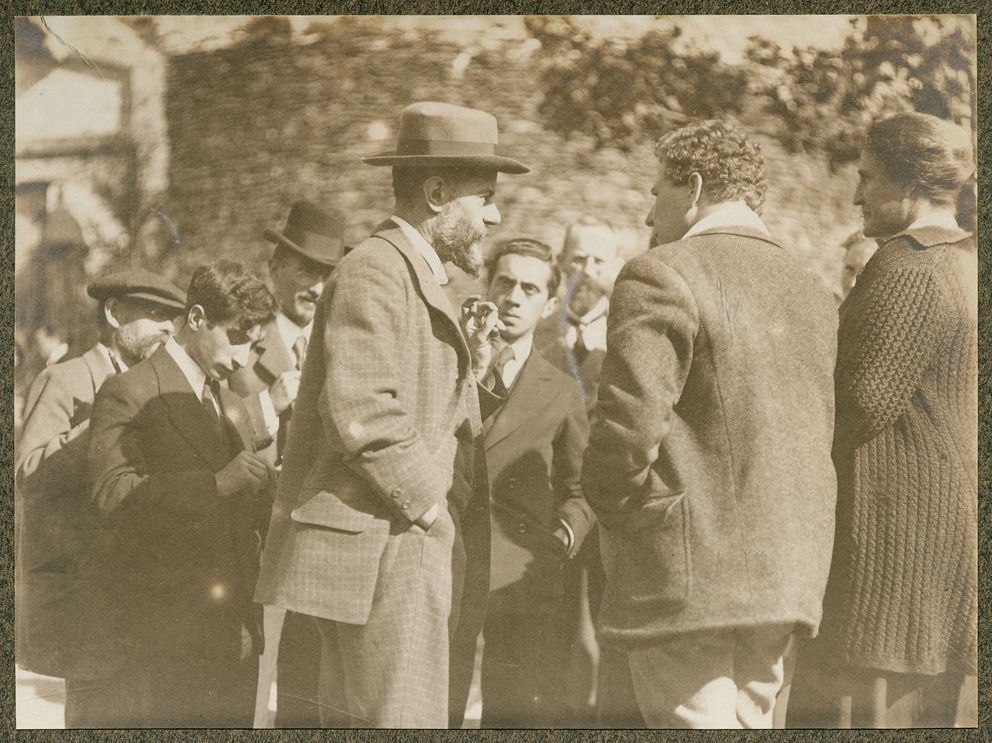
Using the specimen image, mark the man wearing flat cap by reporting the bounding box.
[15,269,184,727]
[256,101,528,728]
[228,201,347,727]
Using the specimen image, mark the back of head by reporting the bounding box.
[655,120,767,213]
[865,112,974,208]
[186,260,277,329]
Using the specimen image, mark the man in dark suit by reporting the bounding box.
[255,102,525,728]
[477,238,594,727]
[15,269,184,727]
[87,260,278,727]
[227,201,347,727]
[584,121,837,728]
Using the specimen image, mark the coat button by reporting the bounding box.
[517,522,527,534]
[401,500,411,510]
[391,488,402,500]
[507,478,517,489]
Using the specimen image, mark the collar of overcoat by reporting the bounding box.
[371,219,472,371]
[484,350,558,448]
[685,225,786,250]
[252,317,295,382]
[148,346,243,472]
[81,344,116,397]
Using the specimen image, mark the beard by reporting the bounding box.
[566,272,610,316]
[431,201,487,278]
[117,324,168,365]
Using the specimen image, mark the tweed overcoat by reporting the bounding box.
[583,227,838,643]
[86,347,269,670]
[15,345,115,677]
[228,318,295,466]
[254,217,496,634]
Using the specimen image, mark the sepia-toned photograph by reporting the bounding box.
[13,13,977,730]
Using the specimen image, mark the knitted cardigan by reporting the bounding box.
[816,225,977,676]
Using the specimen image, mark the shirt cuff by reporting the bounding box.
[258,389,279,436]
[558,518,575,555]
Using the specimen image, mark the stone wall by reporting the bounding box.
[159,16,859,297]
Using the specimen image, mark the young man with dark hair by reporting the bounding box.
[476,237,594,727]
[86,260,278,727]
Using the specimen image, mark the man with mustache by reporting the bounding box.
[228,201,347,727]
[255,101,527,728]
[15,269,184,727]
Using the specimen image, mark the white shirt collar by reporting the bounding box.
[165,337,208,402]
[275,312,312,353]
[500,333,534,389]
[884,210,961,245]
[390,215,449,286]
[683,201,770,239]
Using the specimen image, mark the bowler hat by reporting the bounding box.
[264,201,348,267]
[363,102,530,174]
[87,269,186,310]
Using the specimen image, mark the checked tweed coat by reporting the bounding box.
[255,220,499,726]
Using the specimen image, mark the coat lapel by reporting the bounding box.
[149,347,230,472]
[485,352,557,448]
[253,318,295,382]
[80,344,115,397]
[372,220,471,368]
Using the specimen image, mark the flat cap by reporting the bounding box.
[87,268,187,310]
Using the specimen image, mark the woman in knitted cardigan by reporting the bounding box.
[788,112,977,728]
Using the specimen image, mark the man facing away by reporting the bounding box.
[227,200,347,727]
[584,120,838,729]
[87,260,277,727]
[476,237,595,727]
[255,101,528,728]
[15,269,184,727]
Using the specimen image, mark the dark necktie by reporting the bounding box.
[201,379,228,447]
[292,334,308,371]
[573,326,589,365]
[494,344,516,389]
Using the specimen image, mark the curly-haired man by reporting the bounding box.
[582,121,838,728]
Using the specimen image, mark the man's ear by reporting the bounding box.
[422,175,448,214]
[688,172,704,209]
[103,298,123,329]
[186,304,207,331]
[541,295,560,320]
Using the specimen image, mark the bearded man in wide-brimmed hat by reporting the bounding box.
[255,102,529,728]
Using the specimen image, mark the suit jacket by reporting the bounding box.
[534,313,606,418]
[486,351,594,613]
[228,317,294,466]
[15,344,115,677]
[255,219,500,626]
[86,346,269,666]
[584,227,838,644]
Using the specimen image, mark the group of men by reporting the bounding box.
[16,101,839,729]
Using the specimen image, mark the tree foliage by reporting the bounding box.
[527,15,976,165]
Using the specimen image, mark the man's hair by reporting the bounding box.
[485,237,561,296]
[392,166,487,203]
[865,112,974,208]
[185,260,276,330]
[655,120,767,213]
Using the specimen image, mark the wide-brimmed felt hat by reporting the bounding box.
[264,201,348,267]
[362,101,530,174]
[87,269,186,310]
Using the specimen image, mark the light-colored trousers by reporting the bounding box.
[312,509,456,728]
[600,623,794,729]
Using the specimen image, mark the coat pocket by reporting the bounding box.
[600,492,691,612]
[290,489,376,533]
